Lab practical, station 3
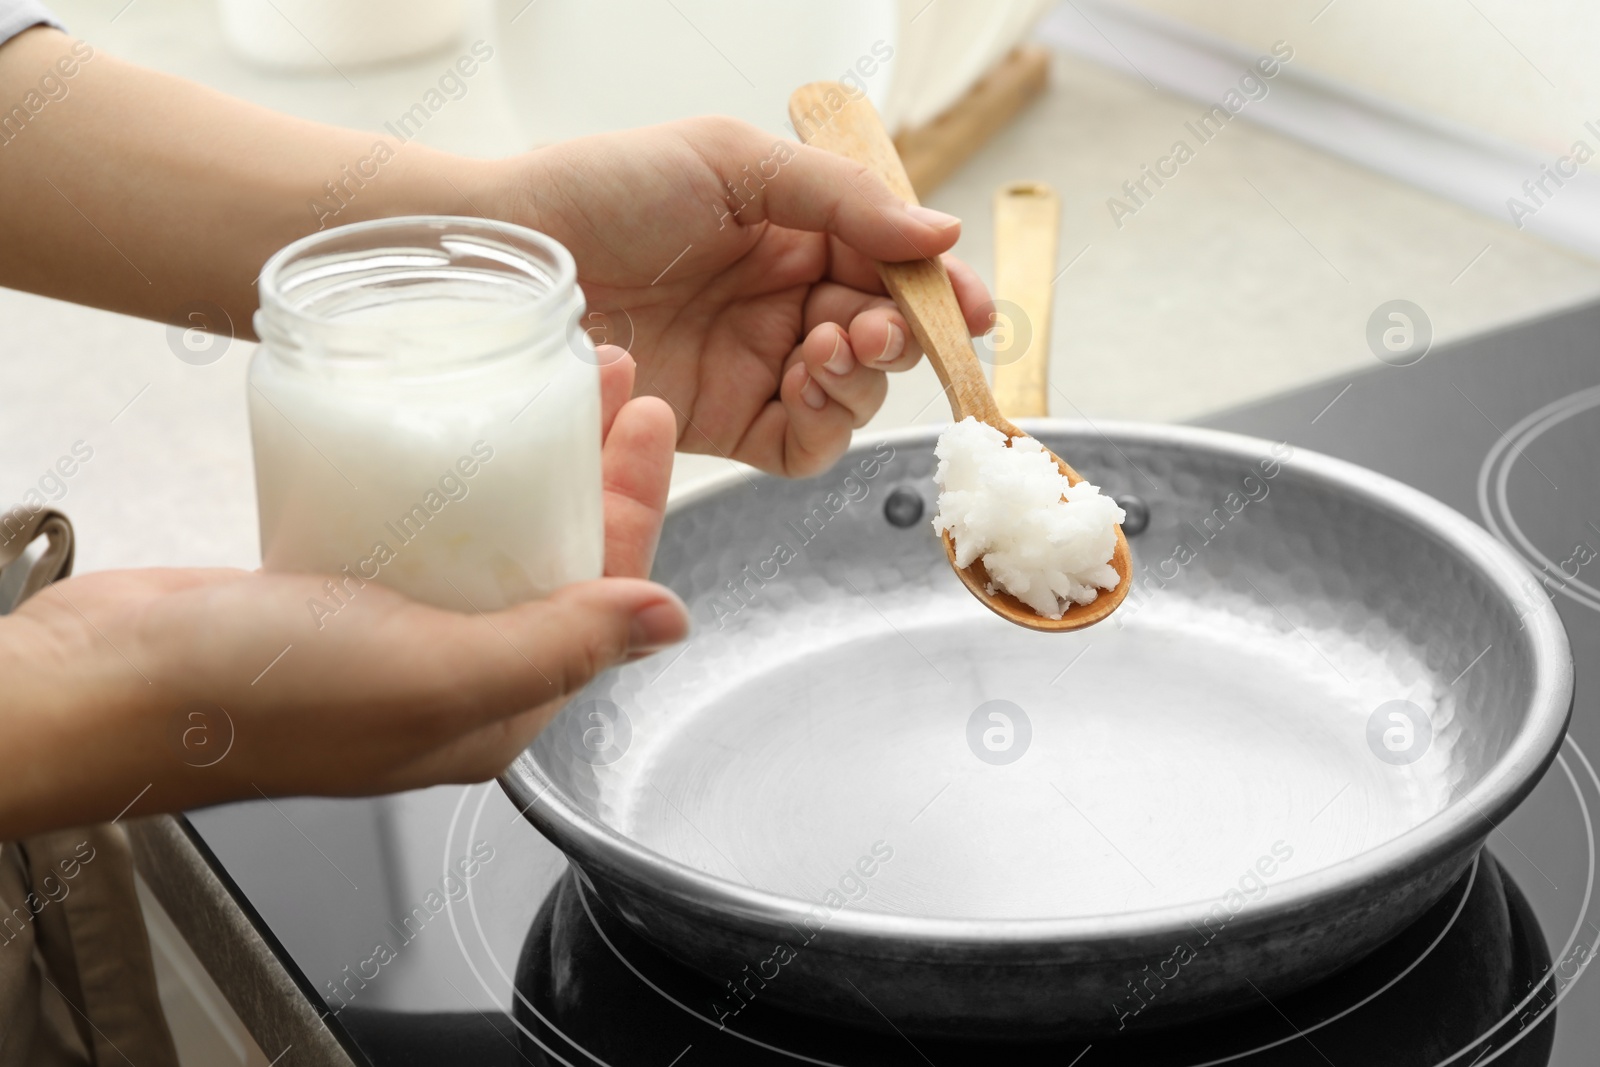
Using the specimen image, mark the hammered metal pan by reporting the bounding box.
[504,416,1573,1037]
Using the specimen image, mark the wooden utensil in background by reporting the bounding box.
[992,181,1059,418]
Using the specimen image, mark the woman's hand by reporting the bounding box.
[4,32,990,480]
[491,117,993,477]
[0,353,688,839]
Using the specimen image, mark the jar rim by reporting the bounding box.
[255,215,579,356]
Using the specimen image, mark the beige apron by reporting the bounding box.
[0,507,179,1065]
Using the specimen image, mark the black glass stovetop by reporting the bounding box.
[187,298,1600,1066]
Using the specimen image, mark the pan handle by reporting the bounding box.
[992,181,1060,420]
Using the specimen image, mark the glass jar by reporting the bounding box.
[250,216,602,613]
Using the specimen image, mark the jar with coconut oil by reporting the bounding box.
[249,216,603,613]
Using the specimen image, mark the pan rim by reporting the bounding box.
[502,419,1575,948]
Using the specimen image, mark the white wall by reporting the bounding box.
[1119,0,1597,157]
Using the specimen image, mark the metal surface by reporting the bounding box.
[503,421,1574,1037]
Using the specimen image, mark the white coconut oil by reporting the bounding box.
[932,416,1122,618]
[249,216,603,613]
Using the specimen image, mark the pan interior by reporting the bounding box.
[605,599,1451,919]
[531,430,1531,923]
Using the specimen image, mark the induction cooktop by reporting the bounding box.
[186,297,1600,1066]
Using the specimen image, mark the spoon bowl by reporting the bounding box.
[789,82,1131,631]
[940,452,1133,632]
[938,415,1132,632]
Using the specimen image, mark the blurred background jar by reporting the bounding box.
[219,0,465,70]
[489,0,1052,143]
[249,216,603,612]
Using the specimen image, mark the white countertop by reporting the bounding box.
[7,0,1600,577]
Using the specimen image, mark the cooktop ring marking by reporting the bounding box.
[1479,384,1600,615]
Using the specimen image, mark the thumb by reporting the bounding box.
[766,143,961,261]
[467,578,689,716]
[696,120,960,262]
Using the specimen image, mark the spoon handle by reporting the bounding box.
[788,83,1007,431]
[993,182,1059,420]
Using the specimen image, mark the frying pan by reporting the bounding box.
[504,419,1571,1037]
[502,187,1572,1038]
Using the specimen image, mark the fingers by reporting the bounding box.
[595,344,673,578]
[853,309,914,373]
[777,360,852,477]
[374,574,691,787]
[597,345,636,438]
[849,253,989,341]
[796,322,888,427]
[944,254,996,337]
[807,275,997,376]
[803,284,917,373]
[820,243,994,353]
[841,304,913,373]
[822,237,889,295]
[737,321,888,477]
[602,391,676,579]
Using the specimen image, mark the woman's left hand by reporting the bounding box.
[490,116,993,477]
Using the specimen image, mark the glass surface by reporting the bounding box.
[247,216,603,610]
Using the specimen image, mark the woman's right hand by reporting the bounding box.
[0,352,689,839]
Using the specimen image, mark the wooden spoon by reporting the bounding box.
[788,82,1130,632]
